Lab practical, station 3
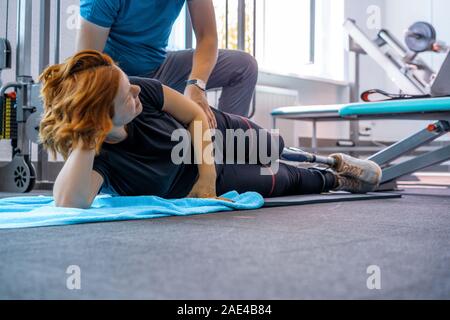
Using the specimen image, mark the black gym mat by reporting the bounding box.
[1,191,401,209]
[264,192,401,207]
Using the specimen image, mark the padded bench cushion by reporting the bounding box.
[271,104,343,117]
[271,97,450,118]
[340,97,450,117]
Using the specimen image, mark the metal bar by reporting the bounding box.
[54,0,61,63]
[378,30,408,58]
[300,145,444,154]
[5,0,9,40]
[381,145,450,183]
[308,0,316,64]
[39,0,51,72]
[38,0,52,182]
[237,0,245,51]
[16,0,32,77]
[378,29,434,87]
[311,120,317,153]
[185,3,193,49]
[348,49,360,153]
[247,0,257,119]
[368,121,449,165]
[15,1,33,158]
[349,120,359,156]
[349,51,360,103]
[0,0,10,87]
[282,147,337,167]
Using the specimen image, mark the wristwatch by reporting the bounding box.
[186,79,206,91]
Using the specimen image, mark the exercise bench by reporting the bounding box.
[272,97,450,188]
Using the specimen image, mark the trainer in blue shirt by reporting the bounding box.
[77,0,258,126]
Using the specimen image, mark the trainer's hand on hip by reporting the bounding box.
[184,85,217,129]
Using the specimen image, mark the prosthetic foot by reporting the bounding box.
[330,153,382,186]
[332,173,379,194]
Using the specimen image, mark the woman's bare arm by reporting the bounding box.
[161,85,217,197]
[53,145,104,209]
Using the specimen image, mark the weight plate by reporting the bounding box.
[405,21,436,53]
[25,112,42,144]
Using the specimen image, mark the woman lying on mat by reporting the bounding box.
[39,50,382,209]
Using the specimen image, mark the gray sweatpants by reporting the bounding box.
[147,49,258,117]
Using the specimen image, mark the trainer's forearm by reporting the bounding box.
[53,147,96,208]
[189,37,218,83]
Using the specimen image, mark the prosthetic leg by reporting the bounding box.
[281,147,383,192]
[281,147,337,167]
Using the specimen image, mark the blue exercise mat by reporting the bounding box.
[0,191,264,230]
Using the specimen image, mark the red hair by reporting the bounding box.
[39,50,121,159]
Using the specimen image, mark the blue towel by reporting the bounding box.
[0,191,264,229]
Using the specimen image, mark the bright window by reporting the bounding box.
[168,0,345,81]
[255,0,312,72]
[167,4,187,51]
[256,0,345,81]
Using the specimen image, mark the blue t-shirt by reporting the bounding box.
[80,0,187,76]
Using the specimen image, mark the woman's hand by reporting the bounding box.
[187,175,233,203]
[187,174,217,199]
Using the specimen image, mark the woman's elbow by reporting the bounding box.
[54,192,91,209]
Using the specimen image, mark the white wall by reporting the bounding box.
[345,0,387,94]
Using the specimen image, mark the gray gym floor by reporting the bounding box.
[1,175,450,300]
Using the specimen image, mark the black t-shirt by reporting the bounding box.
[93,77,198,198]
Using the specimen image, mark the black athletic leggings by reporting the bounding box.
[212,110,336,198]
